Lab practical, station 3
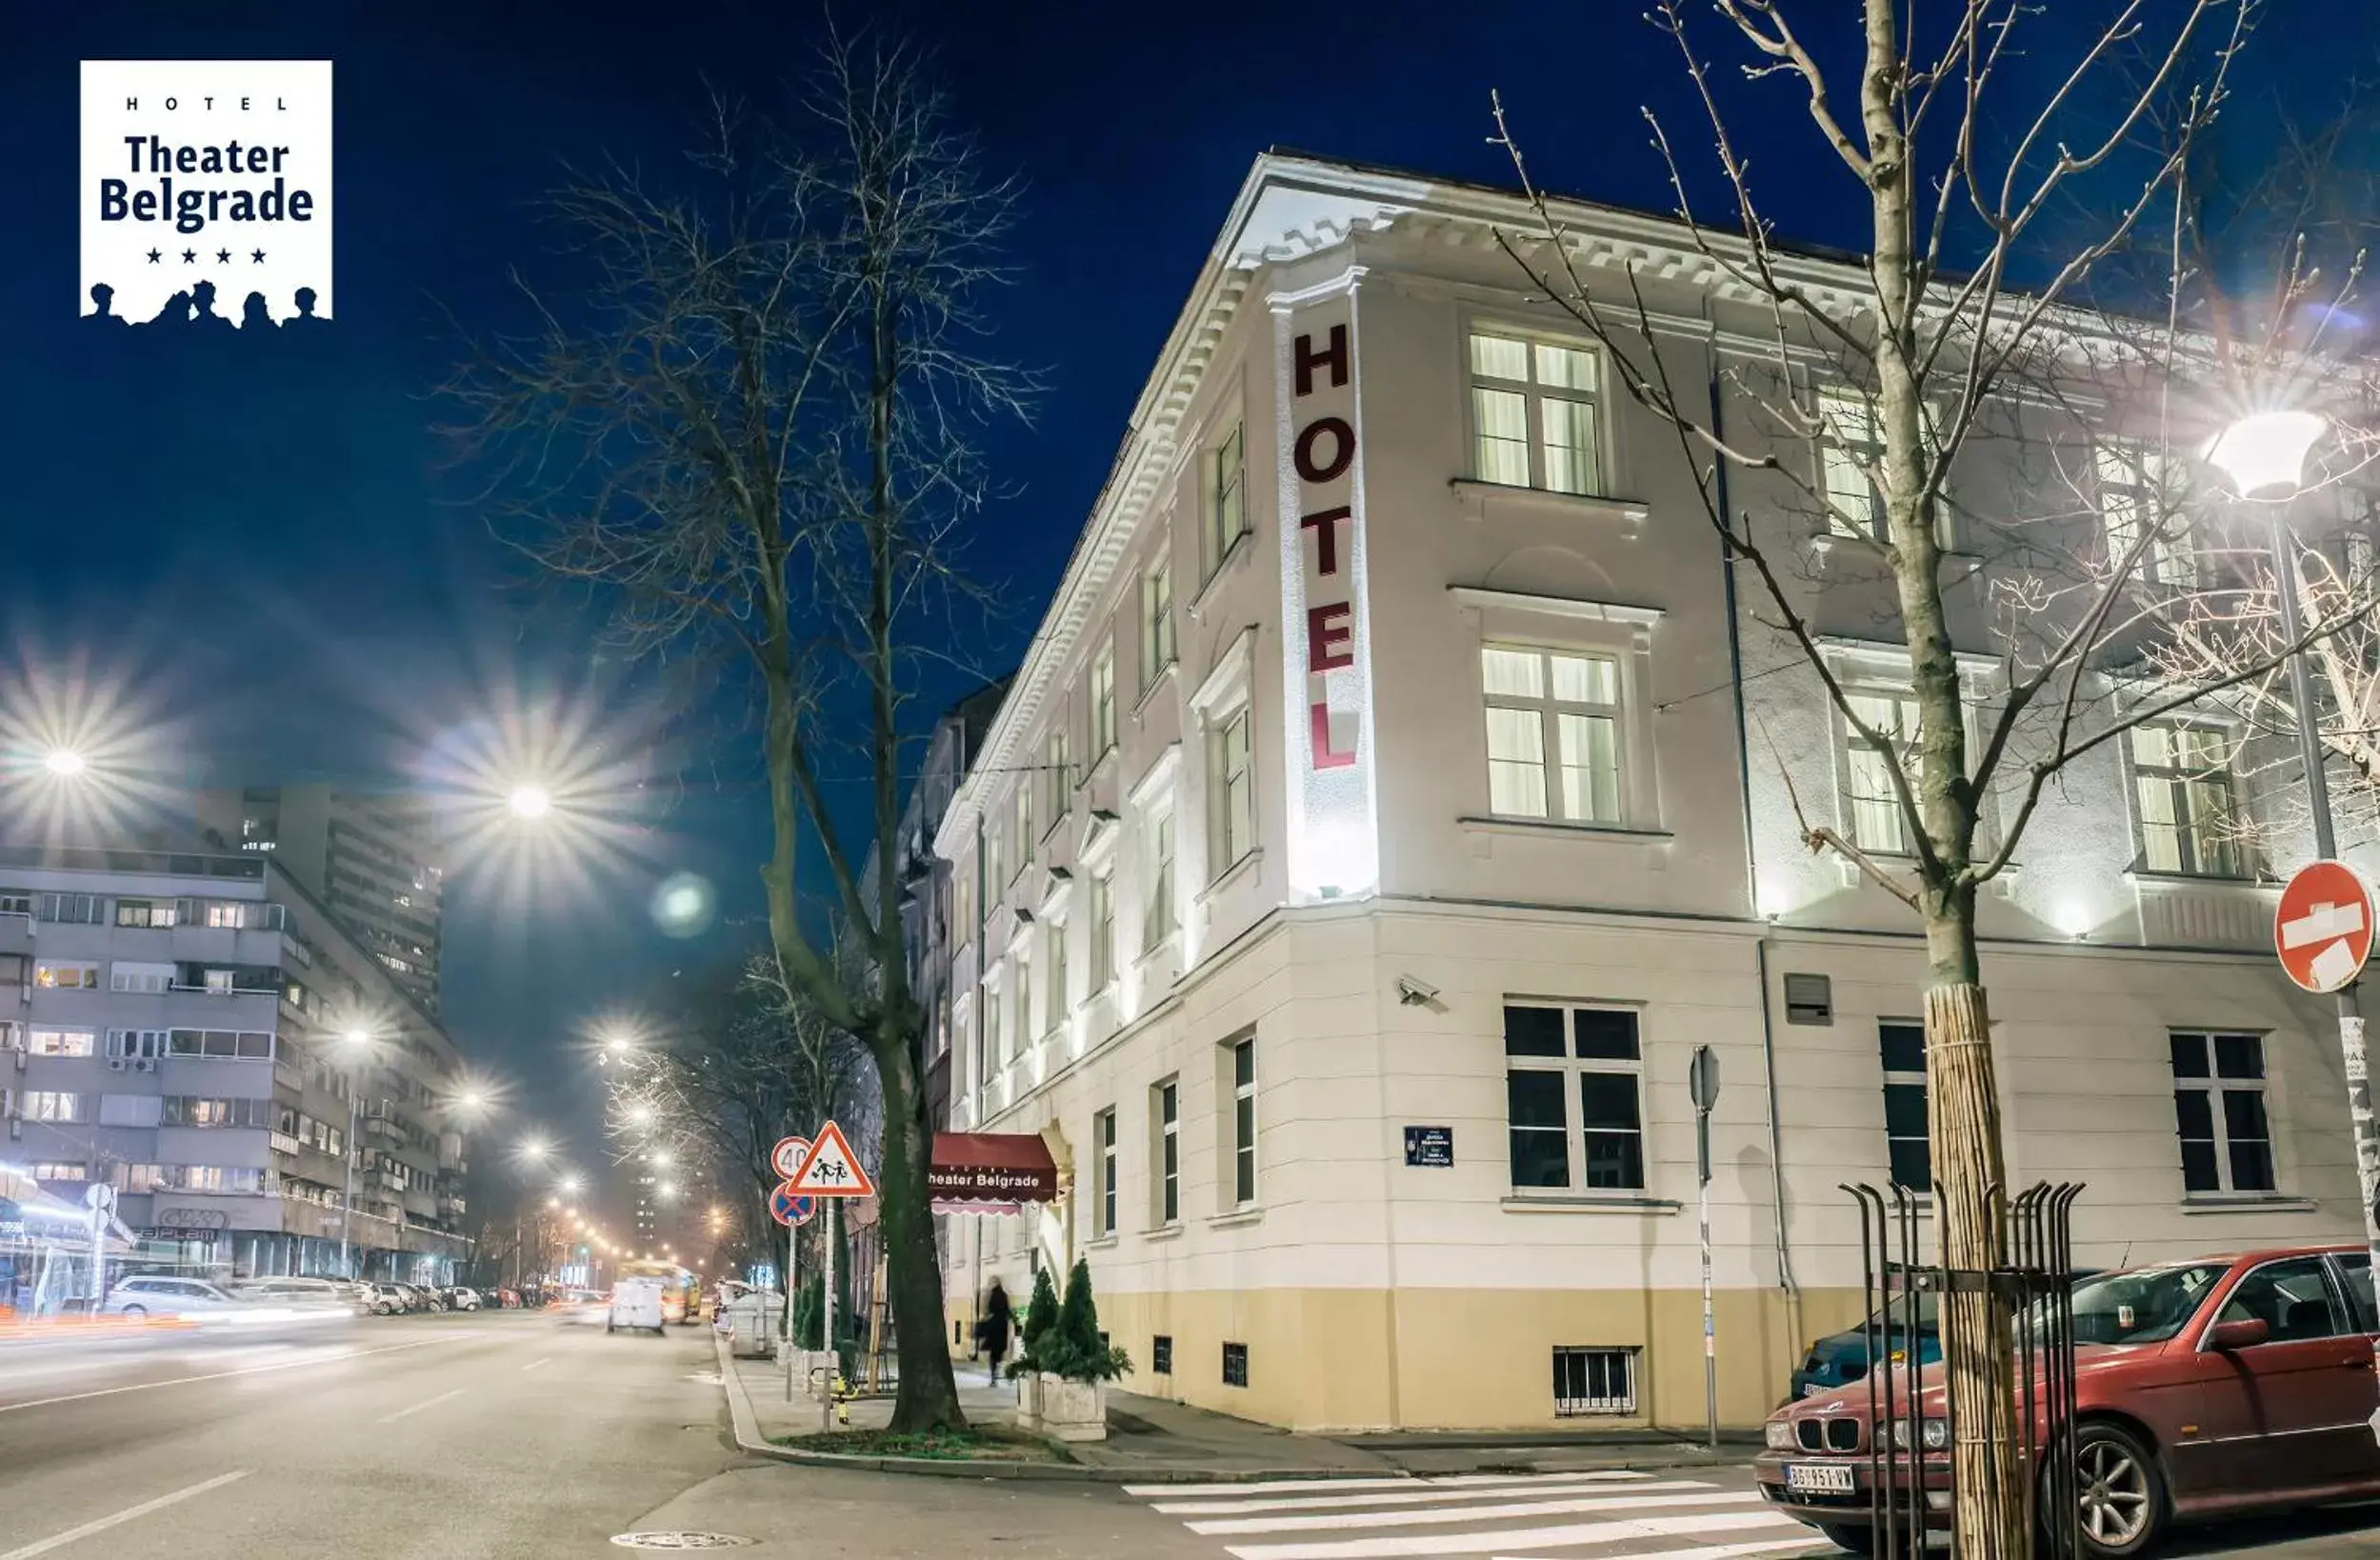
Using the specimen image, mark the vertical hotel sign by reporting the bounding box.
[1272,271,1379,900]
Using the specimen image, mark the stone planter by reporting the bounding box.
[1012,1370,1043,1430]
[1034,1374,1108,1443]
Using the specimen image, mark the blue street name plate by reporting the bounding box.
[1403,1126,1453,1168]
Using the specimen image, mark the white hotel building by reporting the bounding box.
[931,150,2368,1432]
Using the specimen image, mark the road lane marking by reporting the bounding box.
[521,1355,552,1371]
[0,1470,250,1559]
[0,1335,471,1415]
[1222,1508,1804,1559]
[1189,1490,1764,1536]
[1152,1478,1716,1516]
[376,1387,466,1424]
[1488,1541,1826,1560]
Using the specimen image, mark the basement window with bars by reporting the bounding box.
[1222,1342,1249,1389]
[1152,1334,1173,1374]
[1552,1346,1637,1416]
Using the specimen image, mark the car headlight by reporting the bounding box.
[1885,1418,1950,1450]
[1765,1420,1796,1450]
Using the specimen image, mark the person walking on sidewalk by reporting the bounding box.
[980,1280,1012,1385]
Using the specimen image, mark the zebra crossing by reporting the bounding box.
[1122,1468,1839,1560]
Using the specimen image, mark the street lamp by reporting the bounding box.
[508,782,553,821]
[2209,410,2380,1346]
[41,748,86,778]
[335,1027,374,1280]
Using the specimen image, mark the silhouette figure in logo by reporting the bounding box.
[84,283,129,327]
[187,280,234,332]
[240,291,276,331]
[148,289,193,326]
[286,287,330,329]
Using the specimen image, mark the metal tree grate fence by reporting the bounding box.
[1846,1181,2083,1560]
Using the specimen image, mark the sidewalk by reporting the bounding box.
[714,1336,1753,1482]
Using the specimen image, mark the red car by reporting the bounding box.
[1756,1244,2380,1556]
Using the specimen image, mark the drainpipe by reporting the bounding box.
[1706,310,1803,1348]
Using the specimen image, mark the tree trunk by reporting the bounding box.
[1925,912,2026,1560]
[873,1018,965,1431]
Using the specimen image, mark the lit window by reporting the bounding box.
[1841,690,1924,856]
[1481,646,1622,825]
[2170,1031,2274,1194]
[204,969,235,994]
[1044,918,1069,1039]
[1817,388,1884,539]
[2098,440,2195,586]
[1470,330,1603,495]
[1505,1004,1645,1192]
[1044,729,1070,829]
[1142,807,1176,952]
[1090,870,1116,992]
[1210,706,1253,875]
[22,1090,80,1123]
[2132,723,2245,877]
[1015,785,1033,873]
[1208,423,1247,575]
[29,1029,94,1058]
[34,962,99,990]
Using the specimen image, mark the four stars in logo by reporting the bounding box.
[142,248,270,265]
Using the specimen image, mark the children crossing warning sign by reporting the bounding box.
[786,1119,874,1198]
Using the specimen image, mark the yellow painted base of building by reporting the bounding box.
[947,1284,1870,1434]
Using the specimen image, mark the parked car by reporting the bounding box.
[1788,1271,2103,1400]
[236,1277,362,1313]
[1757,1245,2380,1557]
[361,1282,410,1315]
[101,1275,250,1319]
[443,1287,482,1311]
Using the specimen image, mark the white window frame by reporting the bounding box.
[111,961,174,994]
[1207,422,1247,576]
[1090,642,1117,757]
[1044,917,1069,1039]
[982,970,1006,1073]
[1480,643,1626,826]
[1143,804,1176,952]
[22,1090,81,1123]
[1838,687,1925,857]
[2170,1030,2276,1196]
[1043,729,1070,829]
[1090,870,1116,992]
[29,1028,94,1058]
[2130,719,2247,878]
[1012,947,1033,1052]
[1094,1107,1118,1238]
[1142,554,1176,688]
[1467,326,1607,496]
[1228,1035,1257,1209]
[2098,439,2197,587]
[106,1028,168,1061]
[1210,702,1254,878]
[1504,1002,1648,1194]
[1014,785,1034,876]
[1816,387,1885,540]
[1153,1077,1181,1226]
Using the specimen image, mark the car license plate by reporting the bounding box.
[1786,1463,1856,1495]
[1801,1382,1830,1398]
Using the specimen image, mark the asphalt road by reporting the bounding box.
[3,1311,2378,1560]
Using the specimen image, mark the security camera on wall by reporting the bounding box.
[1395,974,1439,1007]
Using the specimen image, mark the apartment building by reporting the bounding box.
[930,150,2370,1434]
[0,845,471,1293]
[193,784,446,1014]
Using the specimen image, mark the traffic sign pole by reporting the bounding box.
[2271,512,2380,1445]
[1689,1047,1719,1454]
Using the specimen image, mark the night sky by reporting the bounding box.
[0,2,2367,1171]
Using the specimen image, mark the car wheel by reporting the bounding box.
[119,1304,147,1318]
[2067,1420,2168,1559]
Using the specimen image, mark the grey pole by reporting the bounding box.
[2270,512,2380,1441]
[338,1075,359,1279]
[1690,1045,1720,1451]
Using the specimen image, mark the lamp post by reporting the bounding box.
[2210,410,2380,1417]
[336,1028,373,1279]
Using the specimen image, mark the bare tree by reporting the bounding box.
[1490,3,2376,1552]
[450,30,1027,1430]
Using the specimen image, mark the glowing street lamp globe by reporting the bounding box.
[507,782,553,821]
[42,749,87,779]
[2207,410,2329,498]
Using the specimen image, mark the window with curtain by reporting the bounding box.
[2132,722,2245,876]
[1480,645,1623,825]
[1818,388,1884,539]
[1841,690,1924,855]
[1470,330,1603,495]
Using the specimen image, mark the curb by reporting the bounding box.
[709,1333,1400,1485]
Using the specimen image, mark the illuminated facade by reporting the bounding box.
[931,152,2370,1432]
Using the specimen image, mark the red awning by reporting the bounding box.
[930,1132,1059,1207]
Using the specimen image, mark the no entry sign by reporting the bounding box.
[2276,859,2375,994]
